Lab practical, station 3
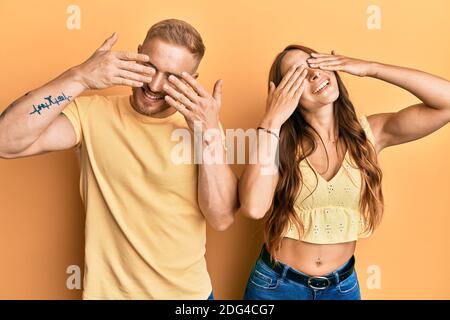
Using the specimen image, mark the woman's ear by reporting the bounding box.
[193,73,199,79]
[137,44,142,53]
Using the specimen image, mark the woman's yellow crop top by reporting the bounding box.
[284,115,376,244]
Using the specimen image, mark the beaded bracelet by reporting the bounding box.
[257,126,280,140]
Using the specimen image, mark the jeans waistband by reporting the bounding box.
[259,244,355,290]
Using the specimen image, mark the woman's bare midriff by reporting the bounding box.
[274,237,356,277]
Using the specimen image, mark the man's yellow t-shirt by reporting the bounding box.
[62,95,212,299]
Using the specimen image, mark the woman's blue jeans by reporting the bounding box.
[243,246,361,300]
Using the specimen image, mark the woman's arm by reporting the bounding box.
[308,52,450,152]
[239,64,308,219]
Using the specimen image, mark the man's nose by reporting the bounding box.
[149,72,166,93]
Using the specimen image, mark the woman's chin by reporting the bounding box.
[317,90,340,105]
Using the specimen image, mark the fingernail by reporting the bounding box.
[163,84,168,89]
[181,71,188,76]
[168,75,175,81]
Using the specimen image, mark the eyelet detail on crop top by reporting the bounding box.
[283,115,376,244]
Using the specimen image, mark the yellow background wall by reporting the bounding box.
[1,0,449,299]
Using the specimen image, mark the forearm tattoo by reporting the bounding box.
[29,92,72,116]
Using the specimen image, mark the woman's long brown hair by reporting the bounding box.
[264,45,384,260]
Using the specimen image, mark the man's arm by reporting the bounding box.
[0,70,85,157]
[0,32,154,159]
[0,113,78,159]
[163,73,238,231]
[197,138,238,231]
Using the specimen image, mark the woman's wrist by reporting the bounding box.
[365,61,381,78]
[257,126,280,140]
[260,116,283,130]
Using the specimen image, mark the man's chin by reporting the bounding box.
[137,100,174,117]
[138,102,165,115]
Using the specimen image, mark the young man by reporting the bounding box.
[0,19,238,299]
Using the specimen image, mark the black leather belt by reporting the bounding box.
[260,244,355,290]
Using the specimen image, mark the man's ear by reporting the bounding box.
[192,73,199,79]
[137,44,142,53]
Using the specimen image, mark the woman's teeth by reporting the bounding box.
[142,87,163,101]
[314,80,330,94]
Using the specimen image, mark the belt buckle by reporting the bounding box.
[307,276,331,290]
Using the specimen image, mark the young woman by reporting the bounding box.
[239,45,450,300]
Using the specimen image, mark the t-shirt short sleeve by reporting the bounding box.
[61,96,93,148]
[359,115,376,146]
